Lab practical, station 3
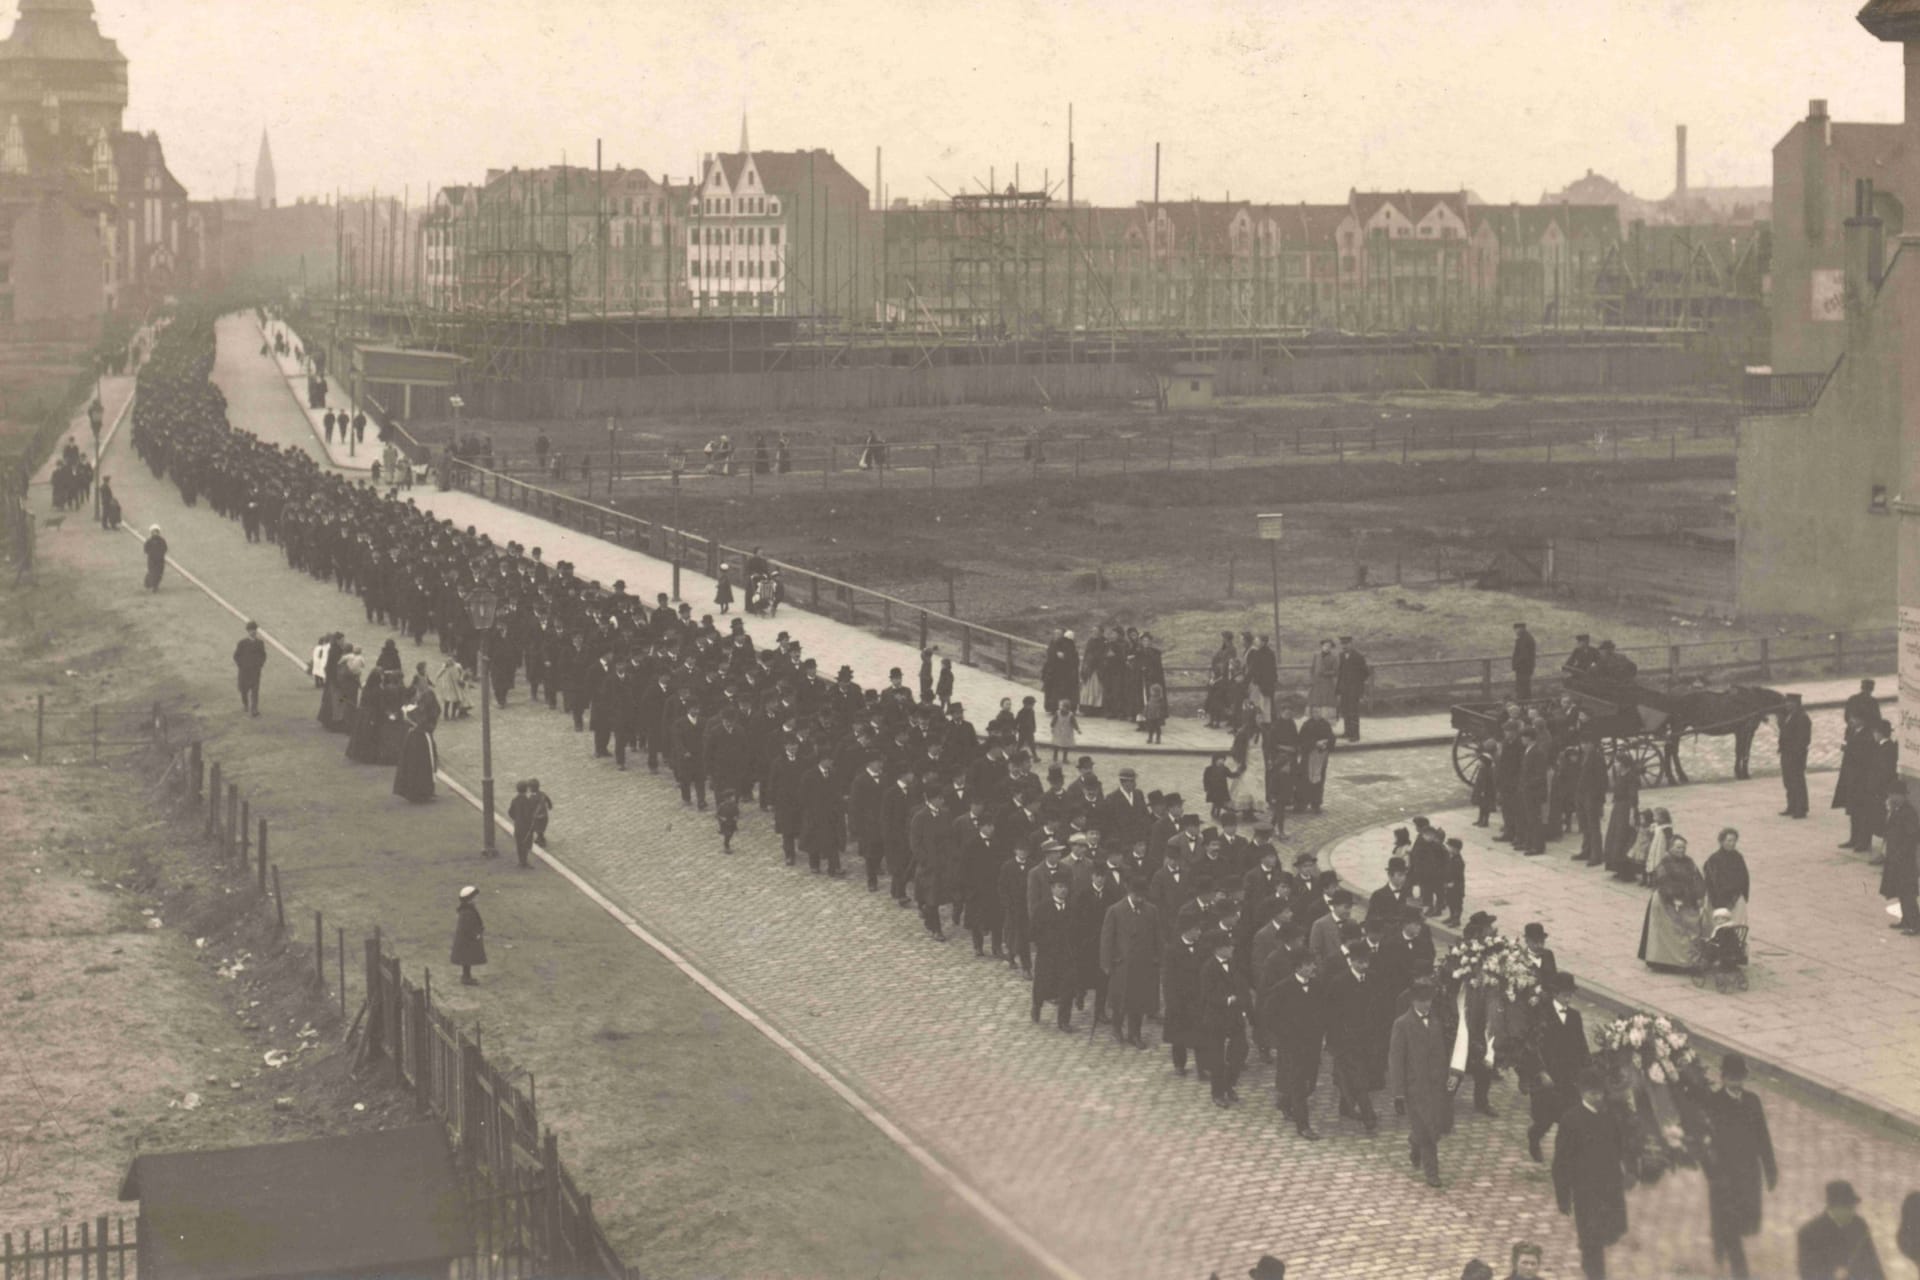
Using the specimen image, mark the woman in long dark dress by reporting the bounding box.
[393,689,440,803]
[1603,759,1641,877]
[450,886,485,985]
[345,667,385,763]
[1638,833,1706,971]
[374,671,411,764]
[1703,826,1752,934]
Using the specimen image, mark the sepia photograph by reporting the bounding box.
[2,1,1919,1276]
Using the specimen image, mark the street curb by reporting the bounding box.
[1316,819,1920,1145]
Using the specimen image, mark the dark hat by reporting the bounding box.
[1253,824,1272,837]
[1387,856,1408,874]
[1077,755,1094,768]
[1047,763,1064,778]
[1118,767,1137,780]
[1363,912,1394,933]
[1547,971,1575,994]
[1575,632,1591,641]
[1412,816,1431,830]
[1330,889,1354,907]
[1721,1052,1749,1082]
[1146,789,1165,805]
[1523,922,1548,942]
[1465,910,1498,934]
[1784,692,1803,703]
[1576,1066,1607,1093]
[1392,826,1411,843]
[1164,792,1184,807]
[1249,1257,1287,1280]
[1825,1180,1861,1208]
[1598,639,1616,650]
[1514,621,1528,629]
[1408,977,1437,998]
[1179,814,1202,828]
[1292,850,1317,865]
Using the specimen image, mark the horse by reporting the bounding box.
[1659,685,1788,784]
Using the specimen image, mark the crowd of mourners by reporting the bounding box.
[123,310,1920,1280]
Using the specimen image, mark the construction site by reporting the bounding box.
[285,128,1768,422]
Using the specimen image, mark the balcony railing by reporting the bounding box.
[1741,357,1841,416]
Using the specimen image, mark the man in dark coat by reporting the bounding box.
[999,844,1035,975]
[1334,636,1370,742]
[800,756,846,876]
[1246,636,1278,704]
[1845,679,1881,732]
[1511,622,1537,701]
[450,885,486,985]
[1705,1053,1777,1279]
[1099,879,1163,1046]
[1162,925,1206,1076]
[1777,694,1813,818]
[233,621,267,717]
[1525,971,1586,1163]
[769,740,809,866]
[883,770,920,904]
[1325,945,1378,1133]
[1097,767,1151,851]
[1041,628,1079,714]
[1797,1180,1884,1280]
[1388,977,1451,1187]
[1199,934,1251,1106]
[1553,1069,1631,1279]
[849,757,889,891]
[1575,740,1610,864]
[1071,863,1122,1026]
[670,706,708,809]
[910,792,954,939]
[1030,876,1076,1029]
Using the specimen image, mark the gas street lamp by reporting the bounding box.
[465,588,499,858]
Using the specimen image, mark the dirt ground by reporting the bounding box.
[0,595,408,1231]
[12,513,1047,1278]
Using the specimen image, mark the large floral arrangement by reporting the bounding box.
[1438,934,1545,1076]
[1595,1012,1714,1184]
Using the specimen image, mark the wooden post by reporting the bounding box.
[240,800,250,866]
[810,575,821,610]
[919,610,929,650]
[95,1215,109,1280]
[1480,659,1493,699]
[1005,635,1015,679]
[1667,645,1681,689]
[1294,426,1303,454]
[35,693,43,764]
[272,866,286,929]
[1760,636,1774,679]
[91,705,99,764]
[315,910,325,987]
[961,625,973,667]
[227,784,239,856]
[258,819,268,888]
[825,445,835,489]
[1226,554,1236,598]
[207,762,221,836]
[543,1129,564,1254]
[1546,435,1553,463]
[365,935,385,1060]
[190,741,202,799]
[338,926,347,1018]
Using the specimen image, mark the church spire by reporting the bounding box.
[739,113,749,155]
[255,128,276,208]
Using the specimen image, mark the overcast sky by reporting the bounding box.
[66,0,1906,208]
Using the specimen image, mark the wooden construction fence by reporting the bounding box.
[1,1217,135,1280]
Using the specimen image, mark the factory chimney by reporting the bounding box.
[1674,124,1687,206]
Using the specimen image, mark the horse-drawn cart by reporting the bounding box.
[1448,677,1791,792]
[1449,685,1668,790]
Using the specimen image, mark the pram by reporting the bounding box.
[1691,908,1749,992]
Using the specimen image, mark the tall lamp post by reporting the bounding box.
[465,588,499,857]
[667,447,686,601]
[607,417,617,498]
[1257,512,1284,682]
[87,388,104,520]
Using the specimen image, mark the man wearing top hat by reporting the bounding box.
[1705,1052,1777,1279]
[1524,970,1586,1163]
[1553,1068,1632,1279]
[1777,692,1813,818]
[1334,635,1371,742]
[1199,930,1252,1107]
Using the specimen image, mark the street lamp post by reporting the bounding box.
[668,448,685,601]
[1257,512,1285,676]
[87,388,104,520]
[465,588,499,858]
[607,418,617,498]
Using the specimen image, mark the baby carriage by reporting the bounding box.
[1691,908,1749,992]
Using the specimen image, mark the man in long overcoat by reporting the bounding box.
[1777,694,1813,818]
[1099,881,1163,1047]
[1162,925,1206,1077]
[1388,977,1452,1187]
[1881,785,1920,932]
[1265,952,1327,1138]
[909,792,953,939]
[1526,971,1588,1162]
[1553,1070,1631,1279]
[849,757,889,891]
[1325,946,1378,1132]
[769,740,809,866]
[1030,876,1076,1029]
[800,756,846,876]
[1199,936,1251,1106]
[1704,1053,1777,1279]
[1041,629,1079,714]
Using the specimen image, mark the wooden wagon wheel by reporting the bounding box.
[1452,730,1491,789]
[1606,737,1664,789]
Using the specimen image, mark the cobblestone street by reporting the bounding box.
[48,319,1920,1280]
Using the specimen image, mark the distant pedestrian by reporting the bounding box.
[715,564,735,614]
[1777,693,1812,818]
[352,409,367,446]
[323,409,337,444]
[936,657,954,709]
[233,621,267,716]
[1553,1068,1631,1279]
[142,524,168,591]
[1704,1053,1777,1279]
[1015,696,1038,753]
[1388,976,1451,1188]
[715,787,739,853]
[1512,622,1537,701]
[450,886,486,985]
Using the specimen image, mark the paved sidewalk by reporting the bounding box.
[253,313,375,472]
[1326,781,1920,1129]
[27,374,136,489]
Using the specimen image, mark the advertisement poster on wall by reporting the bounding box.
[1900,606,1920,777]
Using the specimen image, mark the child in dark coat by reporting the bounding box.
[1442,836,1467,928]
[715,788,740,853]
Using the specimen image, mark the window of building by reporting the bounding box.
[770,227,780,246]
[691,259,700,276]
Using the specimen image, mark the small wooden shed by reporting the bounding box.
[1157,361,1216,410]
[118,1124,468,1280]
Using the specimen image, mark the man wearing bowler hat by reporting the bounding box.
[1797,1179,1883,1280]
[1511,622,1537,701]
[1706,1053,1777,1279]
[1554,1067,1631,1279]
[1525,971,1586,1163]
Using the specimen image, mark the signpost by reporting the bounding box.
[667,448,687,601]
[1258,512,1284,665]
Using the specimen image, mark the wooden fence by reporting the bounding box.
[21,697,172,766]
[1,1217,136,1280]
[46,730,638,1280]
